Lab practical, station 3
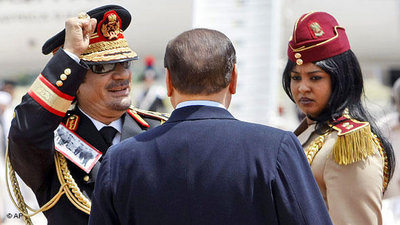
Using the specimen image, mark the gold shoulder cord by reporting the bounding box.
[305,131,330,165]
[305,132,389,192]
[6,145,91,225]
[54,151,91,214]
[371,134,389,191]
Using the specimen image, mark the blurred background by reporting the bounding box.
[0,0,399,224]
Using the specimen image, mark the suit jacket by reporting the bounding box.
[89,105,332,225]
[8,49,165,225]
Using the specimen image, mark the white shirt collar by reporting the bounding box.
[77,107,122,133]
[176,100,226,109]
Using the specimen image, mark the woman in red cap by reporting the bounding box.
[282,11,395,225]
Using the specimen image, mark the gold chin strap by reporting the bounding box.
[5,145,91,225]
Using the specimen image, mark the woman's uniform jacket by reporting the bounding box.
[294,116,387,225]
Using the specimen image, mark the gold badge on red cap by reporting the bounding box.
[309,22,324,38]
[101,12,121,40]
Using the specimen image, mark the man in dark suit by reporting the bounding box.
[89,28,332,225]
[7,5,167,225]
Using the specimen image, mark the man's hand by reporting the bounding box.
[64,15,97,57]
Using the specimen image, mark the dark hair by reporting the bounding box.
[164,28,236,95]
[282,49,395,180]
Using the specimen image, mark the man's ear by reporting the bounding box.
[165,68,173,97]
[229,64,238,94]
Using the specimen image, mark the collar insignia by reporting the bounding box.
[65,114,80,131]
[127,109,150,128]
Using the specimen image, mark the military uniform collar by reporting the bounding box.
[295,118,317,145]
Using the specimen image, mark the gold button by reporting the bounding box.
[296,59,303,65]
[64,68,71,75]
[60,74,67,81]
[294,53,301,59]
[83,175,90,182]
[56,80,63,87]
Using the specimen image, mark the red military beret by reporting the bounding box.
[287,11,350,65]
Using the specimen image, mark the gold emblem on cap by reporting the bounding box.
[295,53,301,59]
[310,22,324,37]
[296,59,303,65]
[56,80,63,87]
[101,13,121,40]
[64,68,71,75]
[60,74,67,81]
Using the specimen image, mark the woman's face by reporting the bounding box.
[290,62,332,119]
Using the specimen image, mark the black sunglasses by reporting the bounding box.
[89,61,132,74]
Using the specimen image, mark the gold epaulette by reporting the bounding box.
[330,115,375,165]
[129,106,170,125]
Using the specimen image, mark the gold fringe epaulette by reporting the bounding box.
[330,115,375,165]
[305,114,389,192]
[129,106,170,124]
